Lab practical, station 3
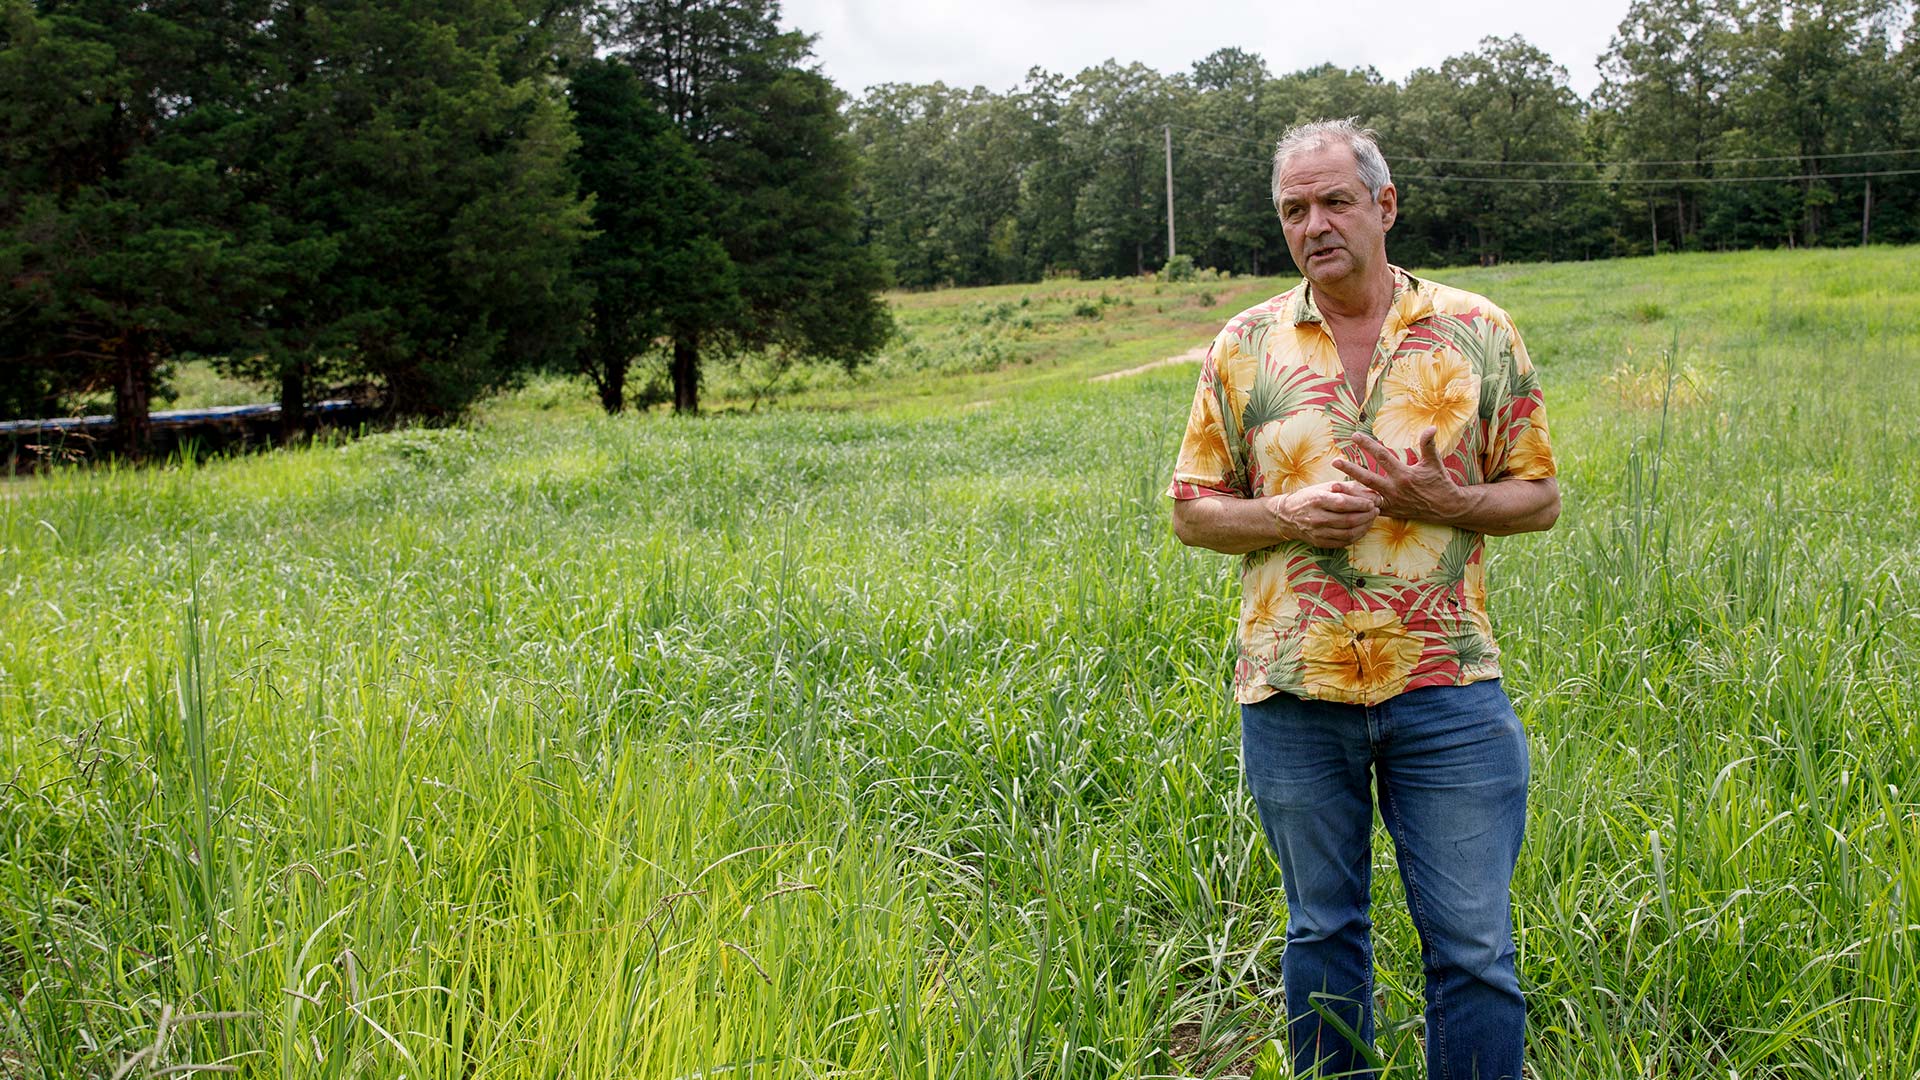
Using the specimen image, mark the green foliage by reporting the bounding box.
[848,8,1920,287]
[1391,35,1609,266]
[264,2,589,420]
[567,56,736,413]
[0,0,276,448]
[0,0,591,434]
[603,0,893,413]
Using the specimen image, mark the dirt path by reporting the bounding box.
[1089,344,1208,382]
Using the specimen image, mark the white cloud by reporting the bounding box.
[780,0,1627,99]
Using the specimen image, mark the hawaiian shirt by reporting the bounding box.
[1167,267,1557,706]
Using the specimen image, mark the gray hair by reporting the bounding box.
[1270,118,1393,209]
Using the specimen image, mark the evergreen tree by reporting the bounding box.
[0,0,271,450]
[567,55,735,413]
[606,0,890,414]
[226,1,589,420]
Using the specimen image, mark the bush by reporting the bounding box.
[1160,254,1196,282]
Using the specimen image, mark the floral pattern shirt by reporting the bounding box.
[1167,267,1557,706]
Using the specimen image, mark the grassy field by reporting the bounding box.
[3,246,1918,1078]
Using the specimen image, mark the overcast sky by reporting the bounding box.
[778,0,1630,102]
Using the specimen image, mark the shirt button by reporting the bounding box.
[1353,577,1367,588]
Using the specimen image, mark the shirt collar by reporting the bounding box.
[1292,265,1430,327]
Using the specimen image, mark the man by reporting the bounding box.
[1167,119,1560,1080]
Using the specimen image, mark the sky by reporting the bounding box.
[777,0,1631,102]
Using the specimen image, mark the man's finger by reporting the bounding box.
[1319,507,1379,525]
[1351,432,1396,466]
[1419,426,1444,468]
[1317,484,1382,511]
[1320,495,1382,518]
[1330,479,1385,504]
[1331,459,1388,490]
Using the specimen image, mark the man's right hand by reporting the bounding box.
[1270,480,1382,548]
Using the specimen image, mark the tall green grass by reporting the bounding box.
[2,246,1917,1077]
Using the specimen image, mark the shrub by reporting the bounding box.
[1603,348,1715,408]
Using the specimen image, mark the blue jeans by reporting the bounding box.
[1241,679,1528,1080]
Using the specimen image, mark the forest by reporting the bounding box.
[848,1,1920,285]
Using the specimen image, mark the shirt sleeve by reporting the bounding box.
[1480,314,1557,483]
[1166,327,1248,500]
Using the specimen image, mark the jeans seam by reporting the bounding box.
[1380,776,1447,1080]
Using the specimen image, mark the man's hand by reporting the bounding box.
[1332,426,1465,522]
[1331,425,1562,536]
[1171,480,1382,554]
[1272,480,1383,548]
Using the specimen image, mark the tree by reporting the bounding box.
[1,0,591,440]
[1396,36,1600,265]
[1764,0,1910,246]
[1008,68,1087,280]
[605,0,890,414]
[229,1,596,430]
[0,0,271,450]
[567,55,735,412]
[1067,60,1175,278]
[226,1,589,420]
[1595,0,1741,251]
[1183,48,1274,275]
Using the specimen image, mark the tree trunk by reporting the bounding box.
[113,331,153,459]
[598,355,628,414]
[1802,171,1820,248]
[279,361,308,443]
[671,333,699,415]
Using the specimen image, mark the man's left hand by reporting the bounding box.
[1332,426,1466,524]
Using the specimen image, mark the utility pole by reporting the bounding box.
[1164,124,1176,263]
[1863,178,1872,245]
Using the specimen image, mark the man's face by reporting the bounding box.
[1276,143,1397,291]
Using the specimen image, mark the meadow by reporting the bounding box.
[2,246,1917,1078]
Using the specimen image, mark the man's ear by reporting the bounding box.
[1378,183,1398,232]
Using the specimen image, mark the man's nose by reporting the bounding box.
[1303,202,1332,236]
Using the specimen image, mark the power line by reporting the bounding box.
[1406,147,1920,167]
[1172,124,1280,150]
[1395,167,1920,185]
[1168,122,1920,169]
[1166,137,1920,185]
[1180,144,1272,164]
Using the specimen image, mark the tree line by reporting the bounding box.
[0,0,887,446]
[848,0,1920,287]
[4,1,1915,445]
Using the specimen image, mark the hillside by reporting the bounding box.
[2,246,1918,1078]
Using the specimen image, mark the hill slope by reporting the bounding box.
[3,246,1918,1077]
